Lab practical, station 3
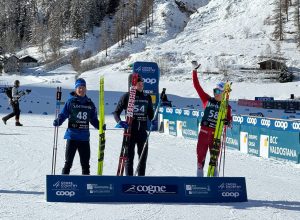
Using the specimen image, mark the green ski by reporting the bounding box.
[207,82,232,177]
[97,76,105,175]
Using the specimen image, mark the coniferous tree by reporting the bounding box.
[274,0,284,41]
[295,0,300,47]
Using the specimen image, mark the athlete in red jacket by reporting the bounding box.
[192,66,232,177]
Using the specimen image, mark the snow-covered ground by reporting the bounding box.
[1,0,300,219]
[0,114,300,220]
[0,67,300,219]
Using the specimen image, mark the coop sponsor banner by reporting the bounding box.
[246,117,299,132]
[240,126,260,156]
[133,62,160,130]
[46,175,247,203]
[260,128,300,163]
[133,62,159,97]
[160,107,300,163]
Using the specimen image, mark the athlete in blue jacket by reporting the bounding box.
[53,78,99,175]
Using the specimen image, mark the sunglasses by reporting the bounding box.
[213,88,223,95]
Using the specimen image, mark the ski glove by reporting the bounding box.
[150,120,156,131]
[53,119,60,127]
[191,61,201,70]
[223,119,231,127]
[115,121,129,129]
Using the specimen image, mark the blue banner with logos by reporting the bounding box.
[133,61,159,105]
[260,128,300,163]
[160,107,300,164]
[225,125,240,151]
[239,125,260,156]
[46,175,247,203]
[133,61,160,130]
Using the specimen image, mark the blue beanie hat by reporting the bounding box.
[75,78,86,88]
[215,82,225,91]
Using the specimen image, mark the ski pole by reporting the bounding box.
[51,87,62,175]
[222,127,227,177]
[219,126,227,177]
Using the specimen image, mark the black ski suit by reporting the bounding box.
[113,90,154,176]
[3,86,24,122]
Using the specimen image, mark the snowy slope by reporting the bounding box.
[1,88,300,220]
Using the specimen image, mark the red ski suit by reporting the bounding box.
[192,70,232,169]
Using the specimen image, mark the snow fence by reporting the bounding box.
[159,107,300,164]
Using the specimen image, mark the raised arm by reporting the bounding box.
[192,69,210,108]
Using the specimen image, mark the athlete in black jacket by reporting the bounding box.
[113,75,154,176]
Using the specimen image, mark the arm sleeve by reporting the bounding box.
[147,95,154,121]
[56,101,70,125]
[112,93,128,123]
[192,70,210,108]
[90,103,100,129]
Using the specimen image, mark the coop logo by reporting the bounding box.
[192,111,199,117]
[55,191,75,197]
[260,119,271,127]
[221,192,240,198]
[166,108,173,114]
[184,110,190,116]
[274,120,288,130]
[292,122,300,130]
[175,109,182,115]
[123,184,177,195]
[247,117,257,126]
[143,78,157,85]
[233,116,244,124]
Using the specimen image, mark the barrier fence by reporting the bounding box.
[159,107,300,164]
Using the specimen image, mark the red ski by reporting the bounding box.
[116,73,138,176]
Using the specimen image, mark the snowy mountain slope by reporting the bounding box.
[123,0,300,75]
[80,0,210,67]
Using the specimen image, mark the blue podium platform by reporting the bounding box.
[46,175,247,203]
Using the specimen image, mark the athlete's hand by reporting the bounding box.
[191,61,201,70]
[115,121,128,129]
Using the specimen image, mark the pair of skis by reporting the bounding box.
[207,82,232,177]
[116,74,138,176]
[116,75,165,176]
